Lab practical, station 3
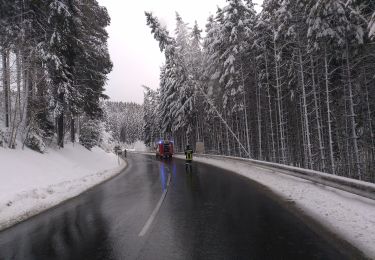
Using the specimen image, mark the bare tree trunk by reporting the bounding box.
[300,97,308,168]
[274,102,280,163]
[343,82,352,178]
[236,115,241,157]
[257,79,262,160]
[213,119,217,153]
[58,113,64,148]
[70,116,75,143]
[240,63,251,158]
[9,50,23,148]
[273,36,286,164]
[298,47,312,169]
[195,113,200,142]
[311,56,326,172]
[25,63,34,125]
[324,47,335,174]
[7,50,12,126]
[216,120,220,153]
[77,115,80,141]
[363,70,374,180]
[345,42,361,179]
[264,53,276,162]
[220,119,224,154]
[2,50,10,128]
[57,92,65,148]
[225,114,230,156]
[20,53,30,145]
[231,116,236,156]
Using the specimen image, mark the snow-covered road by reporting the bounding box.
[0,144,126,231]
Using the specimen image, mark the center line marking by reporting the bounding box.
[138,166,171,237]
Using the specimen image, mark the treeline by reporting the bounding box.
[0,0,112,151]
[104,101,143,144]
[144,0,375,182]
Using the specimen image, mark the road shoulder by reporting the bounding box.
[174,154,375,259]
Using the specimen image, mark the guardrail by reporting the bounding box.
[176,153,375,201]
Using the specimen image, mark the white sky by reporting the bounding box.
[97,0,263,104]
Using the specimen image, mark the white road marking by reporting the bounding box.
[138,167,171,237]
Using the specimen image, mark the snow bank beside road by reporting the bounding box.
[174,155,375,258]
[0,144,126,231]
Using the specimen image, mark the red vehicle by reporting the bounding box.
[156,140,174,159]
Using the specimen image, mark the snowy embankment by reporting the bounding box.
[174,154,375,259]
[0,144,126,231]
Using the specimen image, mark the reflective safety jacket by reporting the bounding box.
[185,149,193,161]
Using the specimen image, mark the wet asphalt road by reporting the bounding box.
[0,153,362,259]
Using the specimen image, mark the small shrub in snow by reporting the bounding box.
[0,129,4,147]
[79,120,102,150]
[25,131,46,153]
[0,129,12,148]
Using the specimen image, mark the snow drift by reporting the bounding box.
[0,143,126,231]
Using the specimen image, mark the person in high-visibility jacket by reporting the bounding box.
[185,145,193,163]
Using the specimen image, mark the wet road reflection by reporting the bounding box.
[159,163,167,191]
[0,153,363,259]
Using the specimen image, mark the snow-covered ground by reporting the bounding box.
[0,143,126,231]
[124,140,148,152]
[174,154,375,259]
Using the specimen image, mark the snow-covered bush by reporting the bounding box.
[25,131,46,153]
[100,128,116,153]
[79,119,102,150]
[0,128,12,148]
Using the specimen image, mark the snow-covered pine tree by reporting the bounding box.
[254,7,277,162]
[142,0,375,182]
[189,21,205,143]
[145,12,197,145]
[306,0,340,174]
[172,13,194,141]
[46,0,77,148]
[0,0,112,151]
[276,0,314,169]
[145,12,178,139]
[143,86,161,147]
[219,0,256,157]
[202,9,231,154]
[261,0,289,164]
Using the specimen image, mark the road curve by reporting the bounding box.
[0,153,364,259]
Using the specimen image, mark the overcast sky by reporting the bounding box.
[97,0,263,104]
